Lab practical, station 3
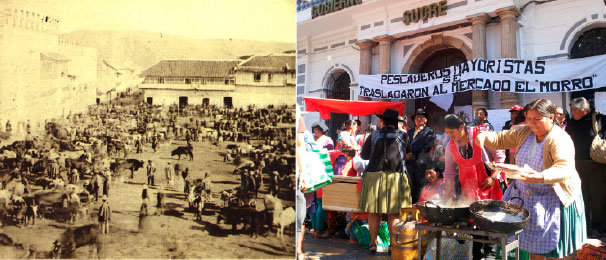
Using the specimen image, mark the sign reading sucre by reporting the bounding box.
[403,0,447,25]
[311,0,363,19]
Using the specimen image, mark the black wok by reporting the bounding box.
[416,200,470,225]
[469,197,529,234]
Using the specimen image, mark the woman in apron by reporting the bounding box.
[476,99,586,259]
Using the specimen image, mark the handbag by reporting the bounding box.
[300,150,334,193]
[590,111,606,164]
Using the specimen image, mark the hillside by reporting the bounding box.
[60,30,295,71]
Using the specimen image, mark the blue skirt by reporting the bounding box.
[539,195,586,258]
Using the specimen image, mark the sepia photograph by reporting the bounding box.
[0,0,296,258]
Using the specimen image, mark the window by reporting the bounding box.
[185,78,191,84]
[157,78,164,84]
[146,97,153,105]
[254,73,261,82]
[225,79,229,84]
[268,73,273,82]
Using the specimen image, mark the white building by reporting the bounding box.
[0,1,98,136]
[140,54,295,108]
[297,0,606,134]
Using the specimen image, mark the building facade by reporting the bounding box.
[0,2,98,136]
[297,0,606,132]
[140,54,295,108]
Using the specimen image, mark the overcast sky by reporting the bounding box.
[11,0,295,42]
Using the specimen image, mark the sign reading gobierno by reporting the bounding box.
[358,54,606,99]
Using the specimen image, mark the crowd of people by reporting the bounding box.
[0,92,297,246]
[296,96,606,260]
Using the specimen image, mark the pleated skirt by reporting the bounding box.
[359,170,412,214]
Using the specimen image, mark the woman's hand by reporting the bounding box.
[480,175,496,189]
[519,169,544,184]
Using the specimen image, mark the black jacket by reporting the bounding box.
[408,126,436,157]
[566,110,606,160]
[361,127,410,173]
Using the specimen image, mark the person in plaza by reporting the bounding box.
[164,161,173,189]
[407,108,436,203]
[295,109,308,260]
[359,108,412,255]
[502,105,524,164]
[565,97,606,236]
[98,195,111,234]
[102,169,110,197]
[472,108,494,131]
[442,112,505,259]
[555,106,569,130]
[338,120,360,152]
[397,116,407,131]
[418,160,446,202]
[146,160,156,186]
[357,124,376,148]
[443,112,504,201]
[502,105,523,131]
[311,122,334,150]
[476,98,586,259]
[182,167,189,193]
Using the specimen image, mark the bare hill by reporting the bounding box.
[60,30,295,71]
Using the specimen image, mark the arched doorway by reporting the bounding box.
[416,48,470,134]
[570,27,606,109]
[324,69,351,141]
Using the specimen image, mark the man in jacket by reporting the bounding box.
[407,108,436,203]
[565,97,606,236]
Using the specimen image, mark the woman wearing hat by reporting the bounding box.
[311,122,334,150]
[359,108,412,254]
[407,108,436,203]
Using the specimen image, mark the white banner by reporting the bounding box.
[358,54,606,99]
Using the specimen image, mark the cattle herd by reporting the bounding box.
[0,100,297,258]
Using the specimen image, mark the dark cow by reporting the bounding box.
[59,224,102,258]
[65,156,91,174]
[171,146,192,160]
[110,159,144,178]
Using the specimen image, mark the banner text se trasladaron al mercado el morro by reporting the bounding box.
[358,54,606,100]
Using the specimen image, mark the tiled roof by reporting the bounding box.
[237,55,295,73]
[140,60,239,78]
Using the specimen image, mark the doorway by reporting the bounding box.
[202,98,209,106]
[570,27,606,109]
[179,96,188,107]
[417,48,469,134]
[324,69,351,141]
[223,97,233,108]
[146,97,153,105]
[96,98,100,105]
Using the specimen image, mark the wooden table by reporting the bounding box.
[415,222,522,260]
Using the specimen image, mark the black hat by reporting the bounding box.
[413,108,429,120]
[310,122,328,133]
[397,116,407,122]
[377,109,399,121]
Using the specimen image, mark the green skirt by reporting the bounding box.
[359,170,412,214]
[540,195,586,258]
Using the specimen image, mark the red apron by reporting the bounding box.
[449,126,502,201]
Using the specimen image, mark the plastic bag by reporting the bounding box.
[378,221,390,247]
[300,150,333,193]
[352,221,371,249]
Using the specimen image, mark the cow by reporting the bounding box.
[110,159,144,179]
[171,146,192,160]
[65,157,91,174]
[58,224,102,259]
